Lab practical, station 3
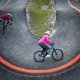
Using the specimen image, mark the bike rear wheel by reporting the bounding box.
[34,51,45,62]
[52,49,63,61]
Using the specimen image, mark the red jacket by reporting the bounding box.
[2,14,10,20]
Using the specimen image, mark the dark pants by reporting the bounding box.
[38,43,49,54]
[2,19,9,32]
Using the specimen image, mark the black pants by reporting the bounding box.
[38,43,49,53]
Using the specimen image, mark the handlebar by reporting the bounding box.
[50,43,54,46]
[50,43,54,49]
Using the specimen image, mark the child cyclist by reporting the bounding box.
[1,13,13,34]
[38,31,54,57]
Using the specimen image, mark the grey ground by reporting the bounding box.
[0,0,80,80]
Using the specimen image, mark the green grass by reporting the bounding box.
[27,0,56,36]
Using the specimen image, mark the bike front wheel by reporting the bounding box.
[34,51,45,62]
[52,49,63,61]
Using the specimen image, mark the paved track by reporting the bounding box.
[0,0,80,80]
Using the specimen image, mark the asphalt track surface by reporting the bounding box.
[0,0,80,80]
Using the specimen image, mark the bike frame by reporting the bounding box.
[42,45,55,57]
[47,45,54,54]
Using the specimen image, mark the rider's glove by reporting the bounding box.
[50,43,54,46]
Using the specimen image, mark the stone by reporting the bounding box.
[41,5,49,11]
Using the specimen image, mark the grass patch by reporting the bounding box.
[27,0,56,36]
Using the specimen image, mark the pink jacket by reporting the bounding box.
[38,34,52,44]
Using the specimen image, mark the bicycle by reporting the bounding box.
[34,44,64,62]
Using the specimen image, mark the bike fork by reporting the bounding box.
[53,48,58,55]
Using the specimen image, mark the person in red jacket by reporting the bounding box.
[1,13,12,34]
[2,13,12,21]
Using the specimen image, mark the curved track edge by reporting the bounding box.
[68,0,80,13]
[0,54,80,74]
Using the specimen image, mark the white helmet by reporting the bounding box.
[45,31,50,35]
[7,13,12,17]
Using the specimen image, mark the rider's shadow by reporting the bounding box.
[0,25,3,34]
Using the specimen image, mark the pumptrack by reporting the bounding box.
[0,0,80,80]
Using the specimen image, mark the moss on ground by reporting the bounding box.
[27,0,56,36]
